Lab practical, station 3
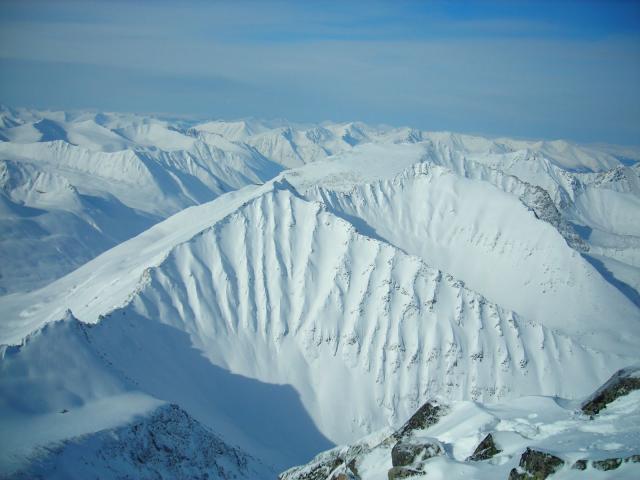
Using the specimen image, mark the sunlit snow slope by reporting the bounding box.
[1,107,639,477]
[0,107,283,293]
[4,107,637,296]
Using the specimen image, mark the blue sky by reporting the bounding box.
[1,0,639,144]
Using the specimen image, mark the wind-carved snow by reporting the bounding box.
[1,143,639,472]
[1,106,640,477]
[308,169,618,332]
[292,146,639,352]
[2,177,637,474]
[95,185,635,447]
[0,114,283,294]
[409,137,640,304]
[2,106,638,298]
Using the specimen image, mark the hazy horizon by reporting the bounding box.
[1,0,639,145]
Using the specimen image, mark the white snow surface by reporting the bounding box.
[1,106,640,477]
[2,106,638,295]
[0,108,283,294]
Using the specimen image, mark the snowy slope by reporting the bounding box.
[1,107,639,476]
[295,144,637,345]
[1,150,638,475]
[0,312,162,474]
[7,404,274,480]
[2,106,637,295]
[0,312,276,478]
[0,108,283,293]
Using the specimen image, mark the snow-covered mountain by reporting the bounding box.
[1,107,639,478]
[8,403,273,480]
[1,312,274,479]
[0,107,283,294]
[3,106,637,295]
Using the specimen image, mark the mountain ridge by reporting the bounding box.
[1,107,639,477]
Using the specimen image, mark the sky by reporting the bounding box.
[1,0,639,144]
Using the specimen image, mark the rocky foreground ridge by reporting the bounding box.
[281,366,640,480]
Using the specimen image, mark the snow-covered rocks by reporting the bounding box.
[6,403,273,480]
[467,433,502,462]
[282,367,640,479]
[508,448,565,480]
[581,366,640,416]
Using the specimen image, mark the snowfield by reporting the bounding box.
[1,106,639,478]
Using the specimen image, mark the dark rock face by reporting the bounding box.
[279,445,365,480]
[330,474,349,480]
[393,402,445,440]
[387,466,423,480]
[467,433,501,461]
[581,367,640,416]
[286,457,343,480]
[346,458,358,478]
[508,448,564,480]
[592,457,623,471]
[571,459,587,470]
[391,441,443,467]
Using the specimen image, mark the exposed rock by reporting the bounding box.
[627,454,640,463]
[330,474,349,480]
[279,454,344,480]
[393,402,445,440]
[279,444,367,480]
[9,404,272,479]
[508,448,564,480]
[346,458,359,478]
[327,459,361,480]
[519,183,589,252]
[467,433,501,461]
[387,466,423,479]
[571,459,587,470]
[592,457,623,471]
[391,440,443,467]
[581,366,640,416]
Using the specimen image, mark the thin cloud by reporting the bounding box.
[0,0,638,144]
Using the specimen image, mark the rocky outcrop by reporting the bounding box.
[589,454,639,471]
[572,454,639,472]
[391,440,443,467]
[387,438,444,479]
[508,448,564,480]
[282,401,447,480]
[8,404,273,480]
[571,459,587,470]
[387,466,423,479]
[393,402,446,441]
[279,445,366,480]
[592,457,623,471]
[467,433,501,461]
[280,368,640,480]
[581,366,640,416]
